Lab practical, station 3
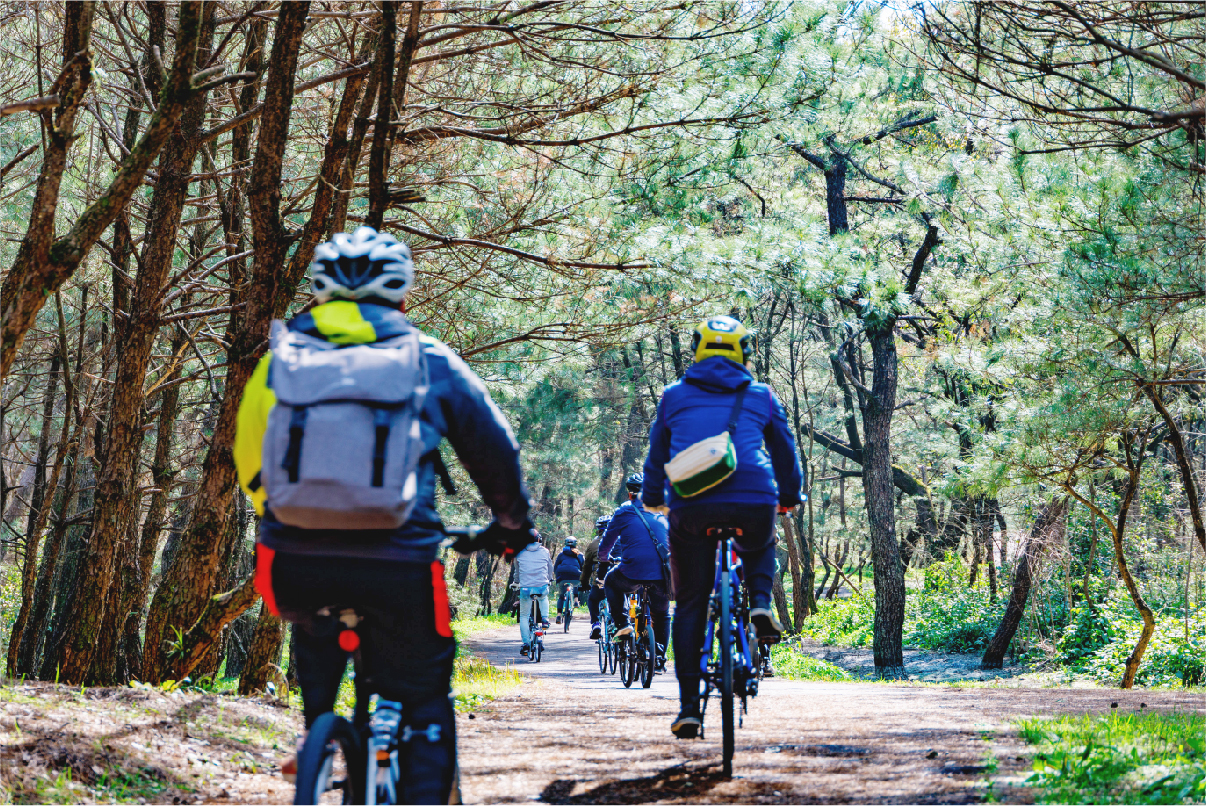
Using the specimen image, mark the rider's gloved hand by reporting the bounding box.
[478,518,537,558]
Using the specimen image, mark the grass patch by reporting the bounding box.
[452,655,522,712]
[452,612,515,645]
[1017,711,1204,804]
[769,643,853,681]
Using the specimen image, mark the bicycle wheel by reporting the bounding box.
[293,712,365,805]
[564,591,572,633]
[620,636,636,688]
[609,641,619,675]
[640,622,656,689]
[532,638,543,663]
[719,563,735,778]
[598,635,608,673]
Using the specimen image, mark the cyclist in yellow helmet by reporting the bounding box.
[640,315,804,738]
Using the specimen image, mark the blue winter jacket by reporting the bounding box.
[642,357,803,510]
[599,499,669,582]
[553,548,584,582]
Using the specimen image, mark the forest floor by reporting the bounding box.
[2,620,1202,805]
[457,618,1205,804]
[791,637,1034,683]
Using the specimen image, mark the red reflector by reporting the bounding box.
[338,630,360,652]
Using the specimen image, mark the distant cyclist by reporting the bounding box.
[553,536,584,624]
[234,226,535,802]
[582,515,611,639]
[640,315,803,739]
[514,532,554,656]
[600,473,671,666]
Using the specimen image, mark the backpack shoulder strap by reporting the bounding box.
[726,382,750,435]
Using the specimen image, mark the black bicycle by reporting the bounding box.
[697,527,769,778]
[596,593,616,674]
[616,586,657,689]
[526,591,546,662]
[293,525,482,805]
[557,581,577,632]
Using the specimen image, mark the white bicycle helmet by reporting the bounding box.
[309,226,414,304]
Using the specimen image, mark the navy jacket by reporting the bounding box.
[553,548,584,582]
[253,302,530,563]
[599,500,669,582]
[642,357,803,510]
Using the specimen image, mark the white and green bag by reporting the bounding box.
[664,385,748,498]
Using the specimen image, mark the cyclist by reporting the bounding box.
[514,532,554,655]
[582,515,611,639]
[234,226,535,803]
[600,473,671,667]
[640,315,803,739]
[553,536,584,624]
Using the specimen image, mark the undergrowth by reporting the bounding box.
[1018,711,1205,804]
[769,642,852,681]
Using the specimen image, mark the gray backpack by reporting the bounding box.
[261,319,429,530]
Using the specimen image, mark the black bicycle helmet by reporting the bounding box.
[595,515,610,533]
[625,472,644,493]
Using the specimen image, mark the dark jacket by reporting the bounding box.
[554,548,584,582]
[599,500,669,582]
[580,536,603,587]
[642,357,803,511]
[237,301,530,563]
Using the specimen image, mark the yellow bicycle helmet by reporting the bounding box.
[691,315,757,365]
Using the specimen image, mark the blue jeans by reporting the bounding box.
[518,585,548,646]
[586,585,606,623]
[669,503,776,708]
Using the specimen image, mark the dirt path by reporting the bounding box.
[456,617,1205,804]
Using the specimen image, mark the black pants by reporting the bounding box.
[668,503,776,709]
[268,550,456,805]
[604,567,671,653]
[586,585,606,623]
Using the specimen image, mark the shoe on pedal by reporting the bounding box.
[613,625,634,639]
[590,623,602,639]
[281,755,297,783]
[555,614,562,624]
[520,644,530,656]
[671,710,702,739]
[749,607,783,643]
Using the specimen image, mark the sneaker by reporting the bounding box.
[555,615,562,624]
[542,621,550,630]
[749,607,783,643]
[521,644,530,656]
[671,710,702,739]
[613,625,633,639]
[590,623,602,639]
[281,755,298,783]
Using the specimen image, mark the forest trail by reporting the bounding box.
[457,619,1205,804]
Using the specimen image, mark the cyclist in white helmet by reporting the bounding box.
[234,226,535,803]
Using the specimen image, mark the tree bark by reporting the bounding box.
[142,2,311,684]
[238,603,286,695]
[47,3,217,685]
[1143,386,1205,552]
[863,324,906,678]
[981,498,1070,668]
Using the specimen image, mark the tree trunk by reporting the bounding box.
[981,498,1069,668]
[498,560,520,616]
[142,3,312,685]
[863,324,906,678]
[238,603,286,695]
[778,514,806,629]
[1143,386,1205,553]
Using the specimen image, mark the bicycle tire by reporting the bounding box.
[598,635,608,673]
[532,638,542,663]
[719,560,735,778]
[609,641,619,675]
[293,712,364,805]
[619,636,636,688]
[640,621,655,689]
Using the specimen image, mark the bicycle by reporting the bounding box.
[293,525,482,805]
[697,527,769,778]
[557,580,577,632]
[525,591,546,662]
[615,586,658,689]
[596,593,615,674]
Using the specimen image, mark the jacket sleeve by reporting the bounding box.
[234,353,276,516]
[600,508,623,562]
[431,340,531,529]
[546,551,555,585]
[579,542,595,586]
[642,395,671,507]
[764,388,804,507]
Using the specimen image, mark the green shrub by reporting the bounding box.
[801,595,876,647]
[905,586,1005,653]
[769,643,852,681]
[1018,711,1205,804]
[1055,605,1113,668]
[1084,606,1206,688]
